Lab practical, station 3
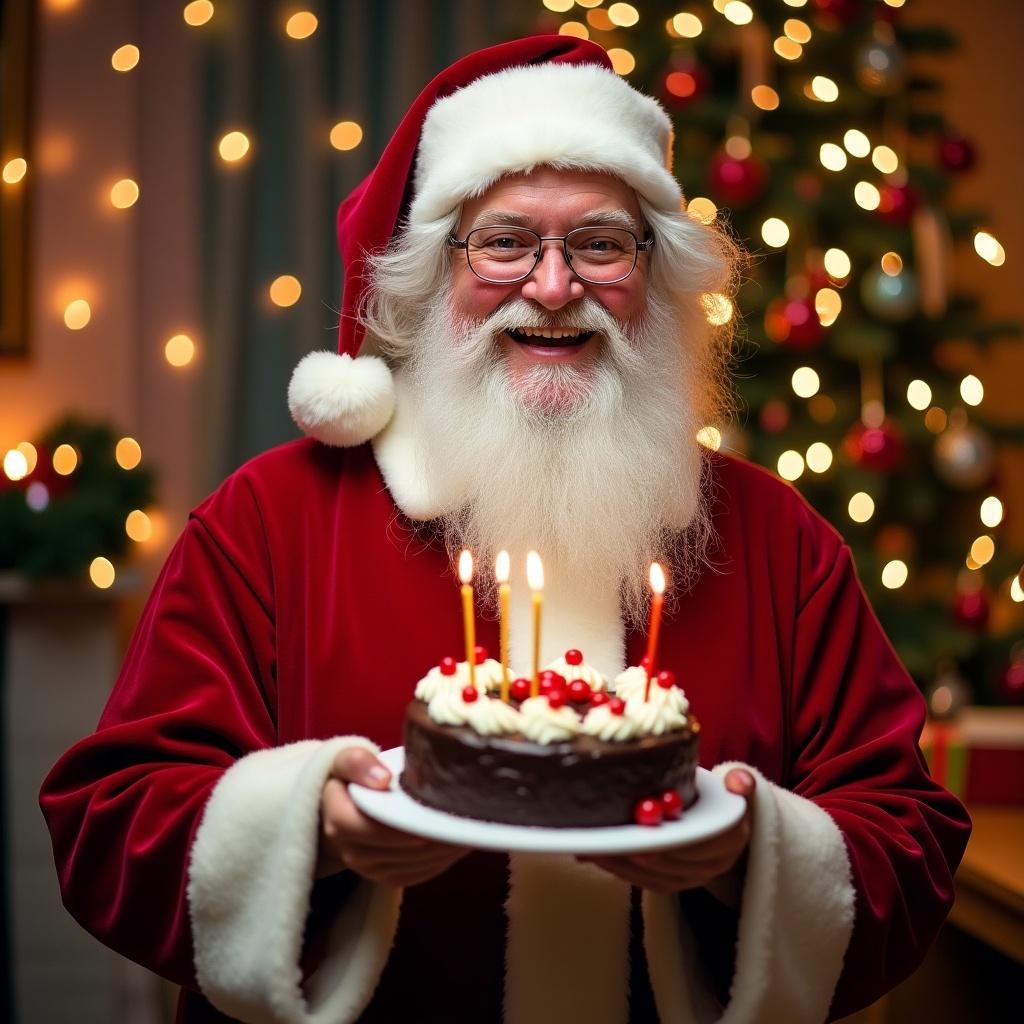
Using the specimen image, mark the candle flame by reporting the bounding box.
[458,549,474,584]
[649,562,666,595]
[495,550,510,584]
[526,551,544,591]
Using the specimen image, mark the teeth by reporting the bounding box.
[515,327,585,339]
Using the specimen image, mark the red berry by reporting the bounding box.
[540,676,565,698]
[568,679,592,703]
[439,657,458,676]
[660,790,684,819]
[474,645,488,665]
[590,691,610,707]
[609,697,626,716]
[565,648,584,666]
[461,686,479,703]
[634,798,664,827]
[656,669,676,689]
[510,678,531,701]
[640,656,653,671]
[540,669,566,687]
[547,691,566,710]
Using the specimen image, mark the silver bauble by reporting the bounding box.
[860,265,918,323]
[856,39,907,95]
[933,422,995,490]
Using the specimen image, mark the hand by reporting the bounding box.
[318,746,469,887]
[578,768,755,896]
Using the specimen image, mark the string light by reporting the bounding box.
[218,131,251,163]
[183,1,214,26]
[110,178,139,209]
[3,450,29,481]
[906,380,932,411]
[165,333,196,367]
[773,38,802,61]
[90,557,116,589]
[330,121,363,151]
[807,77,839,102]
[924,407,947,433]
[980,497,1004,528]
[848,492,875,523]
[269,275,302,307]
[586,8,614,30]
[559,22,589,39]
[881,560,908,589]
[575,0,603,7]
[696,426,723,450]
[723,2,754,26]
[809,394,836,423]
[542,0,573,11]
[17,442,38,474]
[815,288,842,326]
[3,158,28,184]
[777,450,805,481]
[751,85,780,111]
[285,11,318,38]
[880,252,903,276]
[666,72,698,98]
[116,437,142,470]
[111,45,140,72]
[960,374,984,406]
[974,231,1006,267]
[724,135,751,159]
[871,146,899,174]
[125,510,153,542]
[761,218,790,248]
[806,442,833,473]
[26,482,49,511]
[883,0,906,7]
[701,292,734,325]
[784,19,811,43]
[1011,576,1024,603]
[671,13,702,38]
[608,49,636,75]
[791,366,820,398]
[843,130,871,157]
[819,143,847,171]
[854,181,881,210]
[64,299,91,330]
[783,0,808,6]
[53,444,79,476]
[823,248,851,280]
[686,197,718,224]
[970,535,995,566]
[608,3,640,26]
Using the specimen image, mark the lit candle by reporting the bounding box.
[496,550,511,702]
[527,551,544,698]
[458,550,477,690]
[644,563,667,701]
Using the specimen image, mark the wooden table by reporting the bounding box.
[949,805,1024,964]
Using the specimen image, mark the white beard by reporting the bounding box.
[399,291,712,626]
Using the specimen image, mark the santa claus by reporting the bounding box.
[41,36,969,1024]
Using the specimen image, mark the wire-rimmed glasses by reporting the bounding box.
[448,225,653,285]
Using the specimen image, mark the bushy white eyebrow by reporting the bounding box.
[468,208,640,233]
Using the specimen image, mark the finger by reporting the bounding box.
[330,746,392,789]
[322,778,429,850]
[724,768,756,800]
[585,855,690,894]
[345,847,470,888]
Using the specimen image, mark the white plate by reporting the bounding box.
[349,747,746,855]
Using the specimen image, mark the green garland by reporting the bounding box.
[0,416,156,578]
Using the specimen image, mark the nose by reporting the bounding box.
[520,241,586,310]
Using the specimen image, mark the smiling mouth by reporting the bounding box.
[506,327,595,348]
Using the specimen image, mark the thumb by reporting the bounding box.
[331,745,392,789]
[724,767,756,800]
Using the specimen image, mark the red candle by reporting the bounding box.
[644,563,666,701]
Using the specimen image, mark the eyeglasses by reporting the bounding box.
[448,225,653,286]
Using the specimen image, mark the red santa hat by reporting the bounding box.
[288,35,682,447]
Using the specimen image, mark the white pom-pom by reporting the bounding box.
[287,351,395,447]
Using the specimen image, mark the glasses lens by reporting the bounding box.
[566,227,637,284]
[466,227,539,283]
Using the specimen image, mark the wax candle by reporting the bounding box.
[458,550,476,690]
[496,550,511,702]
[526,551,544,698]
[644,563,666,701]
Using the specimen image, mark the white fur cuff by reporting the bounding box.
[187,737,402,1024]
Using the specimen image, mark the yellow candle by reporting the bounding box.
[527,551,544,698]
[644,563,667,701]
[496,550,511,702]
[458,550,476,690]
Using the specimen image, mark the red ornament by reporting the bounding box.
[939,135,976,174]
[660,789,684,820]
[609,697,626,716]
[564,649,583,666]
[568,679,592,703]
[461,686,479,703]
[633,798,664,827]
[1000,660,1024,704]
[785,297,825,349]
[640,656,653,672]
[590,691,610,708]
[952,589,990,631]
[708,150,768,207]
[510,678,531,701]
[811,0,862,26]
[843,418,907,473]
[439,657,458,676]
[876,183,919,226]
[656,670,676,689]
[547,691,566,710]
[659,64,708,110]
[759,398,791,434]
[474,645,488,665]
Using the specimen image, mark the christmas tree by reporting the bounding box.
[528,0,1024,704]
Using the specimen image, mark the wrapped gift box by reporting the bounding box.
[921,707,1024,804]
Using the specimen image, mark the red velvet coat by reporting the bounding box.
[40,440,970,1022]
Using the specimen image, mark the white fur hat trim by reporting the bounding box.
[410,62,682,224]
[288,351,396,448]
